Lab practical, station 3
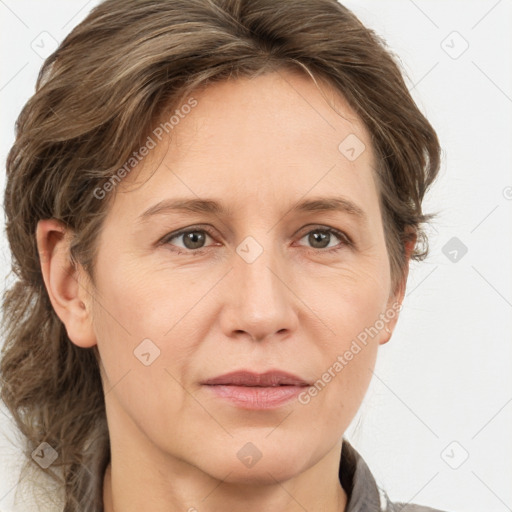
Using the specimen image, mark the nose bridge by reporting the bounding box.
[224,233,297,342]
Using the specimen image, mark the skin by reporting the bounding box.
[37,69,414,512]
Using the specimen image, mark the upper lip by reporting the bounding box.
[201,370,311,387]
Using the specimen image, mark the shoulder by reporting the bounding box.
[341,438,452,512]
[384,495,451,512]
[392,506,451,512]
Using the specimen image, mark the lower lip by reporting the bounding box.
[203,384,307,409]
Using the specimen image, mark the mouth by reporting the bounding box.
[201,370,311,409]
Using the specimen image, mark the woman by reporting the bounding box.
[0,0,445,510]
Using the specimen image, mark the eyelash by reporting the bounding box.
[159,224,353,256]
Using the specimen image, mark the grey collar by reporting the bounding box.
[339,437,388,512]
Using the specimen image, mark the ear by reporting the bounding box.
[379,228,417,345]
[36,219,97,348]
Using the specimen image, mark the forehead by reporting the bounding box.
[111,69,379,221]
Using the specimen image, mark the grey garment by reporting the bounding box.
[340,438,450,512]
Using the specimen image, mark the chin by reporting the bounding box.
[197,440,310,485]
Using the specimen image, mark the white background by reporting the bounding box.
[1,1,511,511]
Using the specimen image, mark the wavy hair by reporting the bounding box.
[0,0,441,510]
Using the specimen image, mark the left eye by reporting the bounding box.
[297,227,349,251]
[161,226,351,254]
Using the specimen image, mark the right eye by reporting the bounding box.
[160,226,218,255]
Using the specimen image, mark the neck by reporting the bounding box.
[101,391,348,512]
[102,445,348,512]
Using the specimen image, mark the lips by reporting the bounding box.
[201,370,311,387]
[201,370,311,409]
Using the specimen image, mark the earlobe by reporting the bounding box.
[36,219,97,348]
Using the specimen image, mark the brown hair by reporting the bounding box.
[0,0,440,510]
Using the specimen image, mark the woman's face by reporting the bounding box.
[82,70,406,483]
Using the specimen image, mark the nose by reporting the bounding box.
[219,239,299,343]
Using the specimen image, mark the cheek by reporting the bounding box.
[300,256,390,342]
[296,261,389,415]
[90,263,195,440]
[298,301,380,439]
[91,247,183,337]
[90,250,218,401]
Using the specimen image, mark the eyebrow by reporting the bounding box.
[137,196,367,225]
